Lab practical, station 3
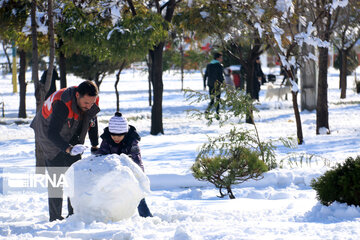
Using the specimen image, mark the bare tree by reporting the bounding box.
[114,60,127,112]
[58,38,67,89]
[332,0,360,99]
[32,0,54,173]
[18,49,27,118]
[45,0,55,99]
[126,0,179,135]
[1,41,12,72]
[31,0,41,111]
[306,0,342,134]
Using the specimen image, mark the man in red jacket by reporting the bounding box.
[31,80,100,221]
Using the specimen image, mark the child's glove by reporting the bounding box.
[70,144,87,156]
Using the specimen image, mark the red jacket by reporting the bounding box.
[31,86,100,170]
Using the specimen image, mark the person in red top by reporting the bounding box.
[30,80,100,222]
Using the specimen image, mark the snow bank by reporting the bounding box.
[65,154,150,223]
[240,168,326,188]
[303,202,360,222]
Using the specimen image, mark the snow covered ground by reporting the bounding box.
[0,66,360,239]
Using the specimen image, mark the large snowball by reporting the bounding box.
[64,154,150,223]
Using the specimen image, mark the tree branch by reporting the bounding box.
[125,0,137,16]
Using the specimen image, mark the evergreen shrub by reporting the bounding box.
[311,156,360,206]
[185,85,287,199]
[192,147,268,199]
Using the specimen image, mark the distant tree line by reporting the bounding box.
[0,0,359,137]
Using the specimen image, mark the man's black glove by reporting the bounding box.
[91,146,99,155]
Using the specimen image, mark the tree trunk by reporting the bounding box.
[338,50,342,89]
[146,57,152,106]
[340,49,348,99]
[300,45,317,111]
[115,70,121,112]
[180,45,184,91]
[59,38,67,89]
[146,0,176,134]
[245,61,255,124]
[31,0,43,112]
[94,73,100,89]
[100,73,106,87]
[227,187,235,199]
[148,74,152,106]
[292,91,303,144]
[18,49,27,118]
[316,46,330,134]
[218,187,225,198]
[45,0,55,96]
[115,61,126,112]
[93,72,105,90]
[2,42,12,73]
[245,63,254,98]
[149,43,165,135]
[32,0,46,174]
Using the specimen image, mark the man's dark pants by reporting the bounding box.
[207,85,221,114]
[45,151,80,222]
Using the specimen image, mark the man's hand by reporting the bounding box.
[90,146,99,155]
[70,144,87,156]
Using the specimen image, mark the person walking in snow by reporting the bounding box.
[96,112,153,218]
[30,80,100,222]
[203,52,224,118]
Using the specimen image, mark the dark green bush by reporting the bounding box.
[311,156,360,206]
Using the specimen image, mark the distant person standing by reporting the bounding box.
[40,68,60,99]
[203,52,224,117]
[253,57,265,100]
[224,68,235,89]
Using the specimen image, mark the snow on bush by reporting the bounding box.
[64,154,150,223]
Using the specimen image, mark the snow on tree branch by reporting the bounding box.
[271,19,285,53]
[290,79,299,93]
[330,0,348,13]
[275,0,294,18]
[254,23,263,38]
[22,12,47,35]
[295,22,330,48]
[107,27,130,40]
[200,11,209,19]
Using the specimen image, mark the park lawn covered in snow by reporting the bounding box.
[0,66,360,239]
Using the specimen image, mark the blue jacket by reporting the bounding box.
[96,125,144,171]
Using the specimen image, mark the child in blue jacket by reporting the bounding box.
[96,112,152,218]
